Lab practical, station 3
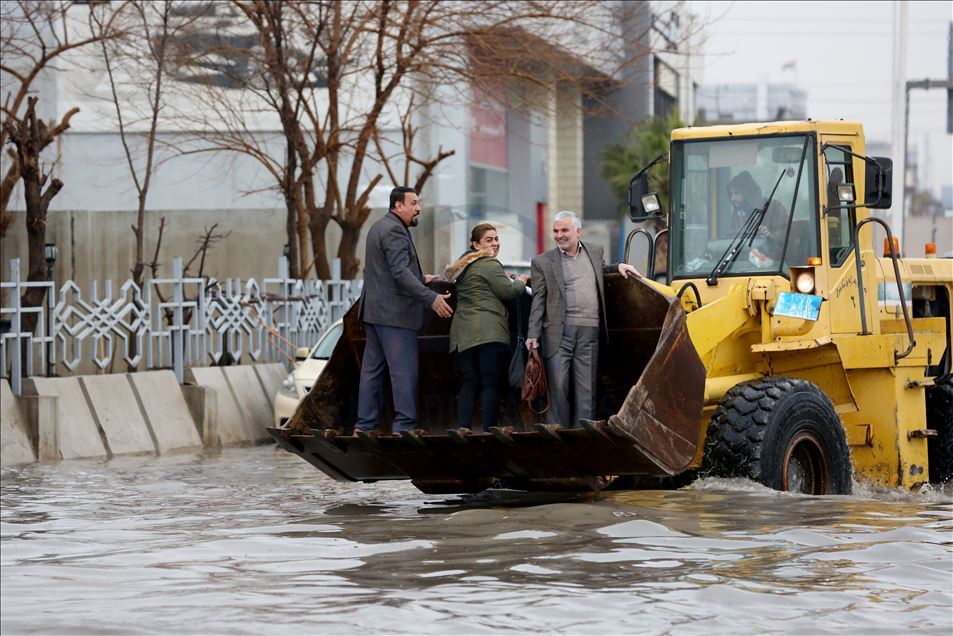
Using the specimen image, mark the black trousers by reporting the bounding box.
[455,342,509,430]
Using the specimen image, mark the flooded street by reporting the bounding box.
[2,445,951,635]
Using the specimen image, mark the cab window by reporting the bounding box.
[823,145,856,266]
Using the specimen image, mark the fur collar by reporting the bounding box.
[444,248,495,282]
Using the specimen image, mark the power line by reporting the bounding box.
[712,30,941,37]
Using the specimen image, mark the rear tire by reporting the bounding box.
[926,374,953,483]
[703,376,852,495]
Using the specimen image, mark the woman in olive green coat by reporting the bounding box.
[444,224,529,430]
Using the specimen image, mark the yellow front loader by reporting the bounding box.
[271,120,952,495]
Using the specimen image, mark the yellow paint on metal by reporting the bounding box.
[664,119,952,489]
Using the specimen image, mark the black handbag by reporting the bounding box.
[507,293,529,390]
[508,335,526,390]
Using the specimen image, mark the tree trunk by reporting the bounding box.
[8,99,66,334]
[295,182,311,277]
[337,218,364,279]
[309,210,331,280]
[21,191,56,335]
[283,184,300,279]
[0,153,20,238]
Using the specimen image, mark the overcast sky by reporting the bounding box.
[688,0,952,200]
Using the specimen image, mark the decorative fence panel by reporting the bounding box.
[1,257,362,395]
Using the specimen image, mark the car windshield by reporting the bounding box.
[669,134,819,280]
[311,322,343,360]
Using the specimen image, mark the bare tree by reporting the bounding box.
[167,0,326,279]
[1,0,126,333]
[174,1,694,279]
[1,0,125,237]
[2,96,75,330]
[91,0,201,289]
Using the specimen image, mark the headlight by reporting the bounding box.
[794,271,815,294]
[278,373,298,399]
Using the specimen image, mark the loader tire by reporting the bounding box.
[926,374,953,483]
[702,376,852,495]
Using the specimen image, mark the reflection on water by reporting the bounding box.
[2,446,951,634]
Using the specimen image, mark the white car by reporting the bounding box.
[273,320,343,428]
[501,260,531,278]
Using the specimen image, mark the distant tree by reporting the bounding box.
[173,1,686,279]
[1,1,124,331]
[600,111,686,217]
[91,0,204,289]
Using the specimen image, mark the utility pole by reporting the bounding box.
[948,22,953,135]
[903,77,953,248]
[890,1,908,241]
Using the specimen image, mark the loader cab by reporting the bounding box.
[661,133,821,293]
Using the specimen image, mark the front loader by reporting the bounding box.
[269,120,952,494]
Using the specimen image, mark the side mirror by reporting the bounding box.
[864,157,892,209]
[294,346,310,362]
[628,172,666,222]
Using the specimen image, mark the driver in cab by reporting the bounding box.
[727,171,790,269]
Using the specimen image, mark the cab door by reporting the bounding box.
[820,137,870,336]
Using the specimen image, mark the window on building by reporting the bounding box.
[469,81,509,218]
[469,166,509,218]
[654,57,679,119]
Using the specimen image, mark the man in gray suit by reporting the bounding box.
[525,211,639,428]
[355,187,453,434]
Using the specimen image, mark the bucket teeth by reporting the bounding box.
[354,429,382,447]
[489,426,516,445]
[399,429,426,446]
[447,427,472,445]
[534,423,563,441]
[313,428,338,442]
[580,419,612,439]
[310,428,347,453]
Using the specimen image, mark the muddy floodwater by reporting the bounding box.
[1,445,951,635]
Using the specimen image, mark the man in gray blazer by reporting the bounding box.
[355,187,453,434]
[525,210,639,428]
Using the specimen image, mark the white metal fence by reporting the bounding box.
[1,256,362,395]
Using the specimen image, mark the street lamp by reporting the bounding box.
[43,242,58,377]
[44,242,58,280]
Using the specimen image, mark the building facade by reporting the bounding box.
[2,1,705,289]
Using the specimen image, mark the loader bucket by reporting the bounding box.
[271,275,706,493]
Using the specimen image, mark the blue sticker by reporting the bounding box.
[774,292,822,321]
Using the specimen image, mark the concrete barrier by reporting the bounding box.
[255,362,288,410]
[223,365,272,441]
[128,371,202,453]
[186,367,255,445]
[21,395,59,461]
[12,363,278,460]
[182,384,220,449]
[1,379,36,466]
[24,377,107,460]
[80,375,156,456]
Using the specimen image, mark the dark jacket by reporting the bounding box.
[358,212,437,330]
[444,248,526,353]
[527,242,617,358]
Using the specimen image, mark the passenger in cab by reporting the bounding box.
[444,224,529,431]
